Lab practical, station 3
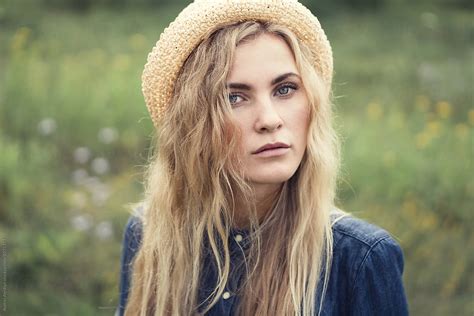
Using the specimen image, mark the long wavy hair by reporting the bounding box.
[125,21,340,316]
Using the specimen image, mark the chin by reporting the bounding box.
[249,168,298,185]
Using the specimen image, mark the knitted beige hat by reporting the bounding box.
[142,0,333,125]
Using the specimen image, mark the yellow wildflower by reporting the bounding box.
[10,26,31,53]
[367,102,383,120]
[426,120,441,137]
[436,101,451,119]
[415,132,431,149]
[402,200,417,217]
[421,213,438,230]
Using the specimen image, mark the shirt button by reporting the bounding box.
[234,234,243,242]
[222,291,231,300]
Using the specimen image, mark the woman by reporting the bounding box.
[118,1,409,315]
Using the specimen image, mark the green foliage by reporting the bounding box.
[0,2,472,315]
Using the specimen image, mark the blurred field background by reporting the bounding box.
[0,0,472,315]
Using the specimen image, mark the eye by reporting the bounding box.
[229,93,245,106]
[275,83,298,97]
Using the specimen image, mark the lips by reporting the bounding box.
[252,142,290,154]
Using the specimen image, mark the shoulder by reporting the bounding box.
[121,205,145,262]
[123,207,144,247]
[331,210,398,249]
[327,209,408,314]
[124,216,143,245]
[330,209,404,272]
[118,206,145,315]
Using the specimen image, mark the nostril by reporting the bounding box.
[259,122,281,133]
[255,114,283,132]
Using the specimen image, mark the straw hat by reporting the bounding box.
[142,0,333,125]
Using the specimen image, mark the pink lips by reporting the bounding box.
[252,142,290,156]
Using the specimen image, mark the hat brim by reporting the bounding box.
[142,0,333,125]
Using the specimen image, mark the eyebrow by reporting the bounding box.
[271,72,300,85]
[227,72,300,90]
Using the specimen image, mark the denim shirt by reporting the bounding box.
[117,210,409,315]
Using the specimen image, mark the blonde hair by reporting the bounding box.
[125,21,340,316]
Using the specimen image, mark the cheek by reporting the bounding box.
[299,106,311,129]
[289,103,311,142]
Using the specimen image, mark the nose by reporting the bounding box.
[254,97,283,133]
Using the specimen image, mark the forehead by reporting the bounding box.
[227,33,299,81]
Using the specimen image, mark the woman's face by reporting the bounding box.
[227,33,310,196]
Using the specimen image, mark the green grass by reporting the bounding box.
[0,4,472,315]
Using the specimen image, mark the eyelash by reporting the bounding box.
[275,83,298,97]
[228,82,299,106]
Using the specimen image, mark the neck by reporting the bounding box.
[232,183,282,229]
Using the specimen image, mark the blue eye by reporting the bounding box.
[278,86,290,95]
[229,94,244,105]
[275,84,297,97]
